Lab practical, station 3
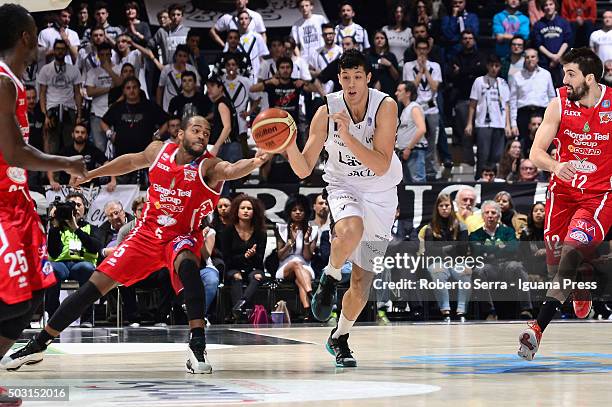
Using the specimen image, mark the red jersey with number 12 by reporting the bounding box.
[139,142,222,239]
[0,61,31,193]
[552,84,612,192]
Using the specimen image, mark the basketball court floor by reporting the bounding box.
[2,321,611,406]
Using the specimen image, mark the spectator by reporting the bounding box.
[115,35,164,99]
[26,86,45,154]
[403,23,443,64]
[498,138,523,180]
[589,10,612,63]
[382,3,413,67]
[492,0,530,58]
[368,30,400,96]
[234,10,269,85]
[454,186,484,233]
[561,0,596,48]
[441,0,479,60]
[102,77,169,182]
[78,26,118,79]
[275,194,318,321]
[257,37,287,83]
[157,44,200,112]
[603,59,612,87]
[46,192,101,327]
[211,197,232,252]
[469,200,533,319]
[477,165,506,182]
[37,39,82,154]
[403,37,443,181]
[500,35,525,80]
[334,1,370,52]
[283,36,313,81]
[508,48,555,150]
[222,195,267,320]
[156,9,170,31]
[423,193,471,322]
[168,71,213,122]
[528,0,545,26]
[519,202,547,281]
[318,35,358,93]
[206,75,241,162]
[199,220,220,321]
[85,42,121,153]
[465,54,512,178]
[221,56,253,138]
[47,123,116,191]
[524,113,543,155]
[512,158,545,182]
[309,193,330,276]
[213,30,252,79]
[160,115,181,143]
[122,1,151,46]
[96,200,133,259]
[82,1,122,47]
[108,63,147,105]
[448,29,487,165]
[186,30,210,83]
[209,0,267,48]
[291,0,328,61]
[532,0,571,86]
[395,81,427,183]
[38,8,80,65]
[494,191,528,236]
[411,0,434,33]
[309,24,342,98]
[72,3,91,39]
[149,3,189,66]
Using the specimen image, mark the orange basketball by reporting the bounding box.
[251,108,297,153]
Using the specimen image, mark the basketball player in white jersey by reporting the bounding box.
[286,49,402,367]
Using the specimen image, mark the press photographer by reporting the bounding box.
[45,192,101,327]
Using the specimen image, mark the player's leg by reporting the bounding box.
[173,250,211,374]
[326,265,374,367]
[312,215,364,321]
[0,290,45,365]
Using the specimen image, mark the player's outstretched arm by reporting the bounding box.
[530,98,575,182]
[286,104,327,178]
[73,141,164,186]
[0,78,86,177]
[332,97,398,176]
[206,150,271,184]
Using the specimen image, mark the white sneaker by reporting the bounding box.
[185,339,212,374]
[517,321,542,361]
[1,339,45,371]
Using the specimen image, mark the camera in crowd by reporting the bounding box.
[50,197,77,222]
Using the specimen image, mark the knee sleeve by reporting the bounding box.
[47,281,102,332]
[178,259,206,321]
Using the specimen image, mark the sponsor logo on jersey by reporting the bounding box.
[565,99,572,107]
[157,215,177,227]
[42,260,54,276]
[160,203,184,213]
[603,100,610,108]
[184,169,197,181]
[157,162,170,172]
[172,237,195,252]
[568,145,601,155]
[161,153,170,161]
[570,156,597,173]
[564,110,581,117]
[575,219,596,236]
[338,151,362,166]
[6,167,26,184]
[599,112,612,124]
[569,229,591,244]
[348,168,375,177]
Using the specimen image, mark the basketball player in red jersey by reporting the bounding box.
[2,115,269,374]
[0,2,86,387]
[517,48,612,361]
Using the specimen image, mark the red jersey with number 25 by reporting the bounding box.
[552,84,612,192]
[141,142,222,239]
[0,61,31,193]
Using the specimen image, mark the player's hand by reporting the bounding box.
[254,150,271,166]
[64,155,87,178]
[330,110,351,140]
[553,161,576,182]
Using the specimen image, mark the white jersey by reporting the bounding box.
[323,88,402,191]
[291,14,328,62]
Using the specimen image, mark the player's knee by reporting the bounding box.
[335,218,364,242]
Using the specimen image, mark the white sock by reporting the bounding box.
[332,312,355,338]
[324,263,342,281]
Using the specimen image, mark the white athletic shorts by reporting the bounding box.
[326,184,398,274]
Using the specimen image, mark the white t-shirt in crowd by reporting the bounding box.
[221,74,252,134]
[469,75,511,129]
[214,8,266,34]
[402,60,442,115]
[38,26,80,65]
[310,44,342,94]
[159,63,200,112]
[37,61,82,110]
[590,29,612,64]
[335,22,370,51]
[291,14,328,62]
[85,66,113,117]
[382,25,413,66]
[397,101,427,149]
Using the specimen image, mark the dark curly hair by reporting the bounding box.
[0,4,34,52]
[229,194,266,232]
[283,194,311,233]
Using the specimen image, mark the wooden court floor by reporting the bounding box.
[2,321,612,406]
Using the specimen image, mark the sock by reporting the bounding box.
[190,327,205,340]
[324,263,342,281]
[332,312,355,338]
[536,297,562,332]
[35,330,55,348]
[177,259,206,321]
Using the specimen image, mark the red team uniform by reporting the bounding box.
[97,142,221,293]
[545,84,612,265]
[0,62,55,306]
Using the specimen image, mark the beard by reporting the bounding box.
[74,137,87,145]
[604,74,612,86]
[184,141,205,158]
[566,80,588,101]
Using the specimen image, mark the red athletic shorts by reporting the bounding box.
[544,182,612,266]
[0,191,56,305]
[97,222,203,294]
